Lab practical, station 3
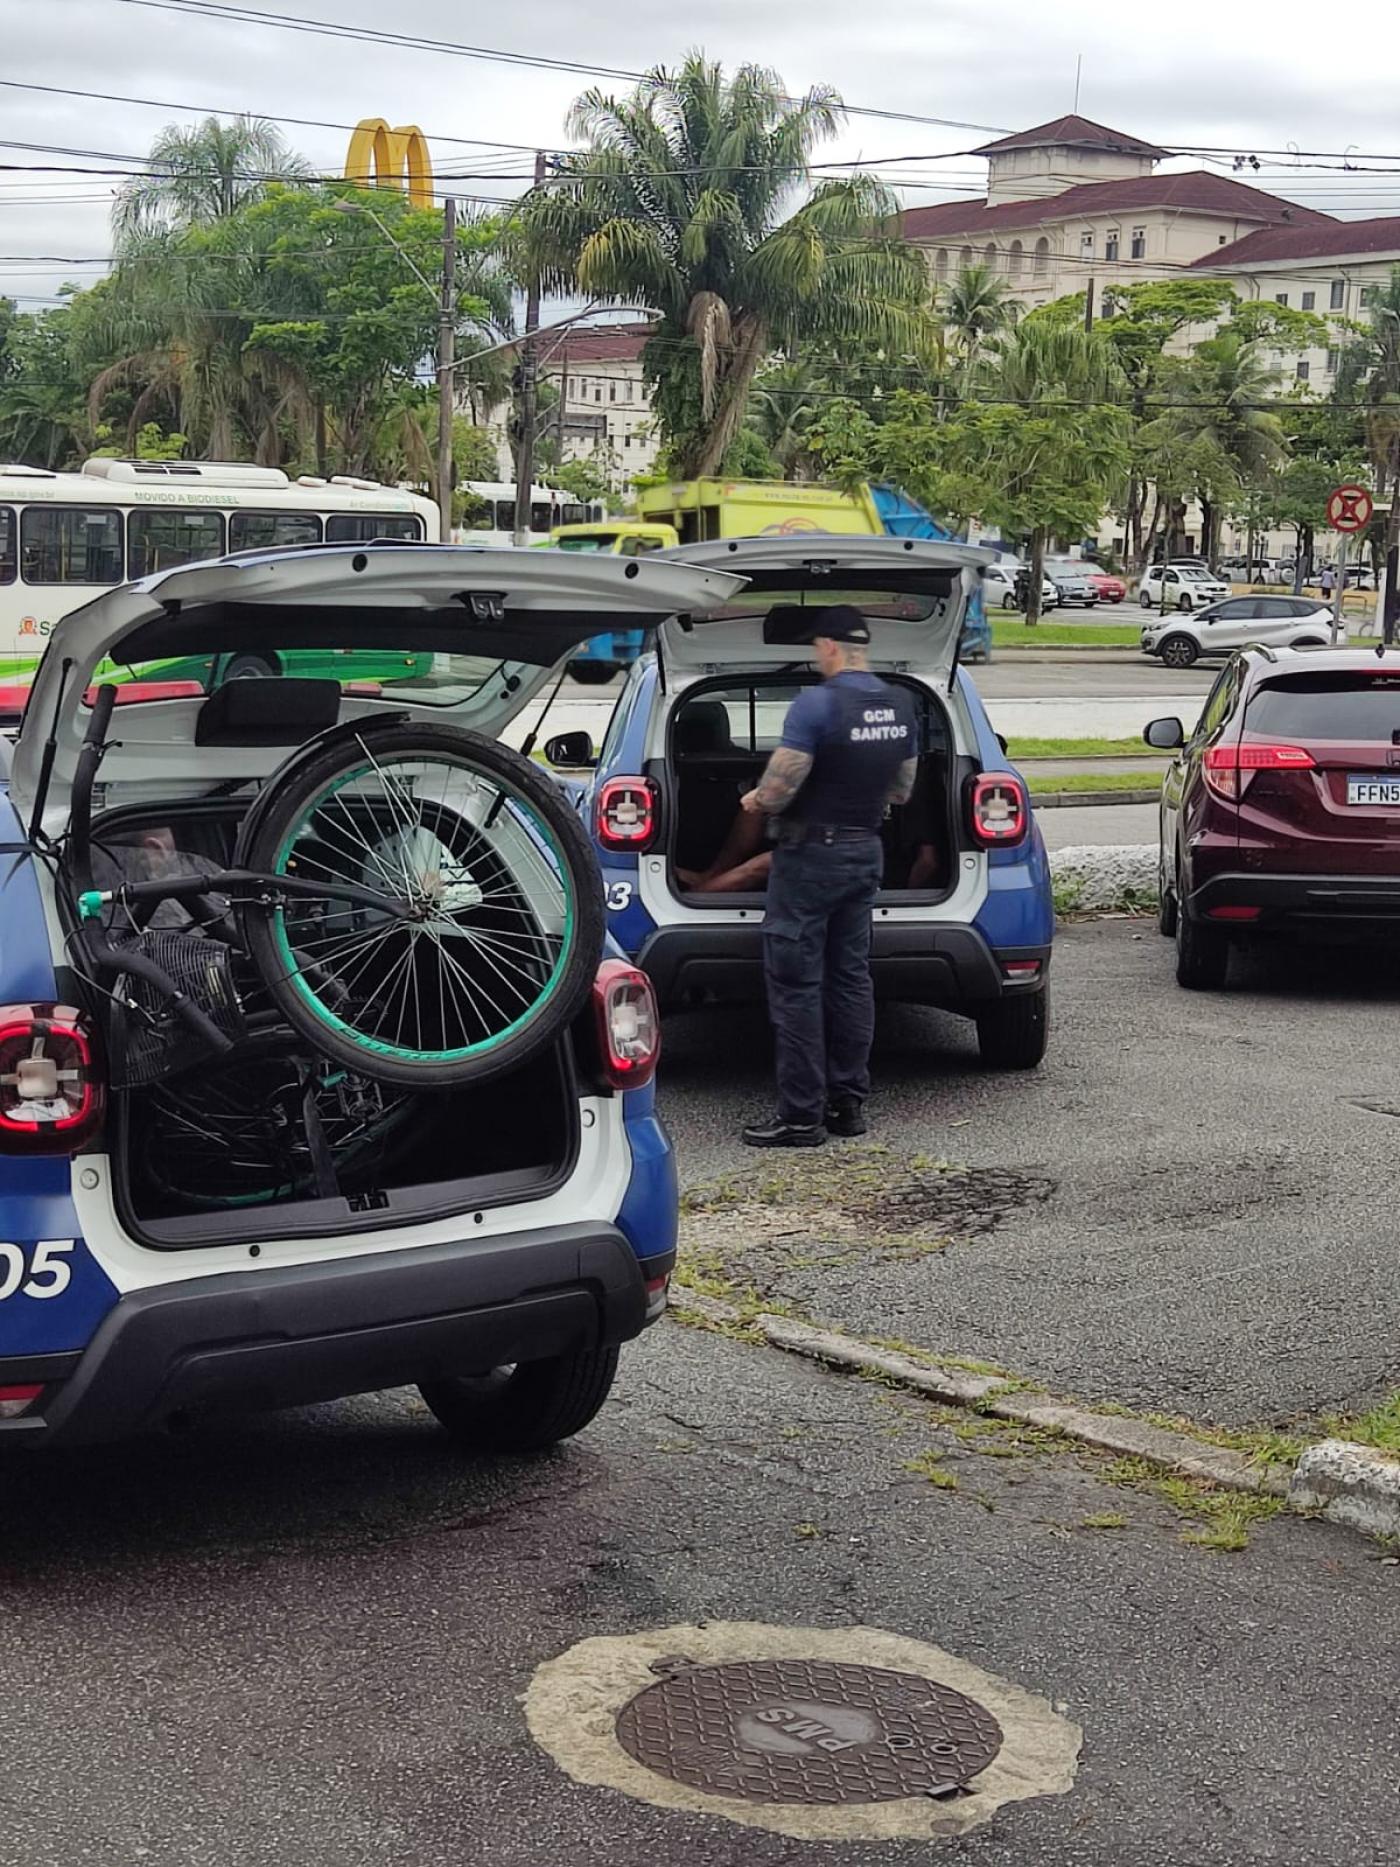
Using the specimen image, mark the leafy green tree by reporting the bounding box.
[811,324,1129,622]
[746,357,825,477]
[0,305,88,467]
[113,116,311,250]
[548,454,614,506]
[514,55,930,477]
[1036,280,1238,568]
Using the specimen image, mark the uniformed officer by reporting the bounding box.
[740,605,919,1148]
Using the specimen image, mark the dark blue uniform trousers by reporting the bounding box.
[761,833,884,1127]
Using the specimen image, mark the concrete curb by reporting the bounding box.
[1032,788,1160,810]
[674,1295,1287,1499]
[1288,1438,1400,1537]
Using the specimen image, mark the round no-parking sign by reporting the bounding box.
[1327,484,1373,532]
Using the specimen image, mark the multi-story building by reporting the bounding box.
[479,321,659,492]
[900,114,1332,312]
[1190,218,1400,392]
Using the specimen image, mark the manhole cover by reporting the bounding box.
[614,1659,1003,1805]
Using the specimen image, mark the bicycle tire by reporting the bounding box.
[239,724,604,1088]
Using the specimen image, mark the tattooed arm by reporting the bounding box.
[741,747,814,816]
[886,756,919,808]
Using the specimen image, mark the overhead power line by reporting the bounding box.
[108,0,1013,137]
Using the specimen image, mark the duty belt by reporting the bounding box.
[774,821,880,847]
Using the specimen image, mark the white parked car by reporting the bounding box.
[1141,594,1344,668]
[983,562,1058,611]
[1139,564,1232,612]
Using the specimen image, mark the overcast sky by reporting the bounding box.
[5,0,1400,305]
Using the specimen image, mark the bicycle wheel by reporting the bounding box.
[239,724,604,1088]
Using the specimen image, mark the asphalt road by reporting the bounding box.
[1039,802,1158,848]
[9,1319,1400,1867]
[659,918,1400,1428]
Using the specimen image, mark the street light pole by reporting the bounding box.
[512,150,549,549]
[437,196,456,544]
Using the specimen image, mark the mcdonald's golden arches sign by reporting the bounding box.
[344,119,434,210]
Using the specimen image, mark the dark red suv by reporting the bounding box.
[1146,645,1400,987]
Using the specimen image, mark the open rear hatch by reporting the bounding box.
[653,535,991,689]
[652,537,993,904]
[10,543,745,829]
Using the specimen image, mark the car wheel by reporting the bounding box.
[1177,594,1194,613]
[975,986,1049,1070]
[1158,633,1199,670]
[1002,591,1017,609]
[1139,591,1154,609]
[222,654,278,680]
[1175,892,1229,990]
[419,1345,620,1454]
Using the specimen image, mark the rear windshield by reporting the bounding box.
[1248,671,1400,740]
[707,574,952,626]
[554,535,614,552]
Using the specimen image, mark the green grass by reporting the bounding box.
[990,619,1142,649]
[1100,1456,1282,1552]
[1027,771,1158,796]
[1323,1390,1400,1456]
[904,1449,959,1491]
[1009,736,1152,759]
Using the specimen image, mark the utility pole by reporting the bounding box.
[556,349,569,467]
[513,150,549,548]
[1083,277,1095,333]
[437,195,456,545]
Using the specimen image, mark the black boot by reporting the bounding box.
[742,1116,827,1149]
[824,1099,868,1138]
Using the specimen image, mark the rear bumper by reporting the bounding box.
[0,1224,670,1450]
[1188,869,1400,931]
[637,920,1049,1011]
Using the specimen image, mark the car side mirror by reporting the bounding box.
[1144,717,1185,750]
[545,730,595,767]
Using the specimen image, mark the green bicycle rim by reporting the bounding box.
[269,756,577,1065]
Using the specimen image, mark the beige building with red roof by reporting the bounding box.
[901,114,1332,312]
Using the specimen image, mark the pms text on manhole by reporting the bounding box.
[615,1658,1003,1806]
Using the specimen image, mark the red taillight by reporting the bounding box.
[81,680,204,706]
[1207,905,1262,921]
[0,1384,43,1419]
[1204,742,1315,800]
[1003,959,1042,979]
[969,773,1028,846]
[596,777,657,853]
[592,961,661,1089]
[0,1004,104,1155]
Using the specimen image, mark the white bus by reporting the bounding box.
[0,459,439,674]
[458,480,606,547]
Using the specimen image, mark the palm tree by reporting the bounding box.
[515,56,931,478]
[941,263,1022,385]
[984,322,1126,621]
[113,117,311,250]
[746,357,824,477]
[1167,328,1285,562]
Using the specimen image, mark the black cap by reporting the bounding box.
[807,603,870,645]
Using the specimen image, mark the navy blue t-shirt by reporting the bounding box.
[779,672,919,831]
